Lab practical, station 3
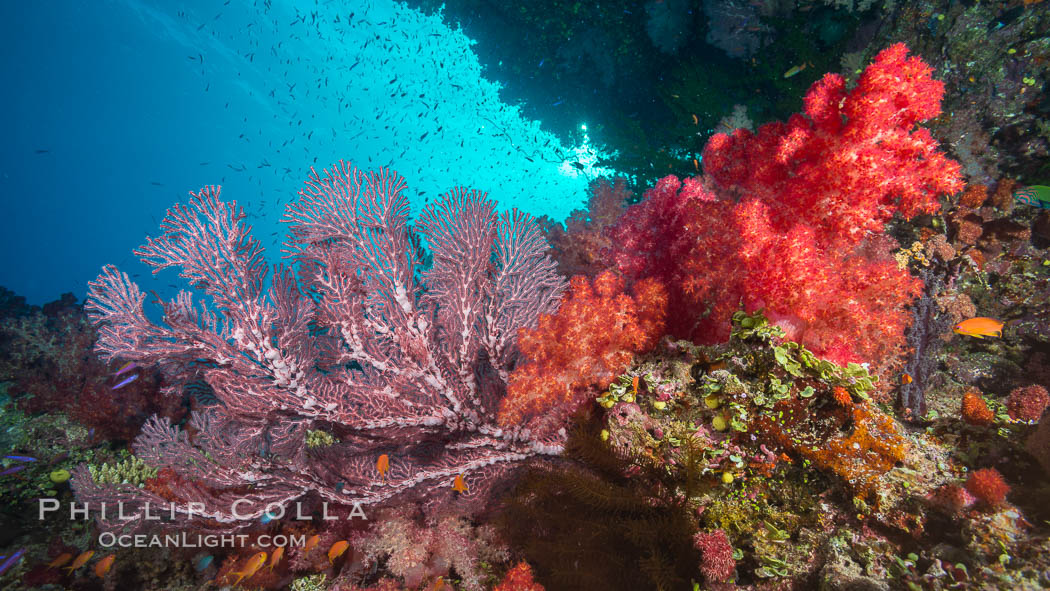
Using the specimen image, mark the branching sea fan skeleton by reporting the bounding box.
[74,161,568,533]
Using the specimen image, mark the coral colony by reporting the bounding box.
[75,163,568,533]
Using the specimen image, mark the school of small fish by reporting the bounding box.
[141,0,601,251]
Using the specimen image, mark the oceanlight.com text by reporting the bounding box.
[98,532,304,549]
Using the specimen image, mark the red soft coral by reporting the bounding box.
[704,43,962,245]
[602,175,723,341]
[603,44,961,367]
[498,271,667,426]
[1006,384,1050,422]
[965,467,1010,507]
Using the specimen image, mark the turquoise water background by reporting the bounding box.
[0,0,606,305]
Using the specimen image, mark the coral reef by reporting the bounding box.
[497,419,704,591]
[87,455,158,488]
[7,9,1050,586]
[0,290,184,441]
[961,390,995,426]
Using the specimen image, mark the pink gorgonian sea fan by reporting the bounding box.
[76,161,568,533]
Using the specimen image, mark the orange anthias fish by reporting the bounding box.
[432,576,446,590]
[268,546,284,571]
[229,552,267,585]
[46,553,73,569]
[901,373,913,385]
[328,540,349,564]
[452,474,468,493]
[377,454,390,481]
[94,554,115,578]
[303,534,321,553]
[65,551,94,574]
[953,317,1004,339]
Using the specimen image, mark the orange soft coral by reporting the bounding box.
[958,184,988,208]
[961,390,994,426]
[498,271,667,426]
[495,562,545,591]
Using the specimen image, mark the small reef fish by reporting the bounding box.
[303,534,321,553]
[452,474,468,493]
[783,63,808,78]
[94,554,115,578]
[113,361,137,377]
[953,317,1005,338]
[65,550,94,574]
[229,551,266,585]
[1014,185,1050,209]
[4,455,37,462]
[260,511,276,524]
[901,373,913,385]
[194,555,214,571]
[46,553,73,569]
[0,465,26,476]
[377,453,389,480]
[268,546,284,571]
[328,540,349,564]
[432,576,445,590]
[112,374,139,390]
[0,549,25,575]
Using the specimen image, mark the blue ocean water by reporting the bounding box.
[0,0,608,306]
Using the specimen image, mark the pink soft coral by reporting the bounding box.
[693,529,735,583]
[544,177,630,278]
